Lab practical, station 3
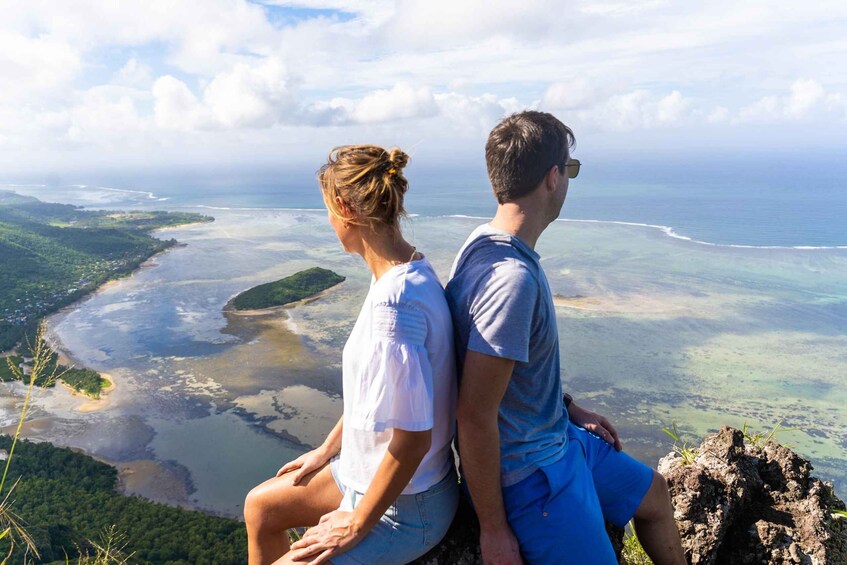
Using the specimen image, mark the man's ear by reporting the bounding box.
[543,164,561,193]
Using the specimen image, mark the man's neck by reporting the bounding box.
[489,201,548,250]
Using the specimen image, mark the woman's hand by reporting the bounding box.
[276,445,334,485]
[289,509,364,564]
[567,402,622,451]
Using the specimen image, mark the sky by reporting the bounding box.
[1,0,846,179]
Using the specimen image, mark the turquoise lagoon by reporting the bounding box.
[1,182,845,516]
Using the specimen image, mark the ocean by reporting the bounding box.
[1,161,845,517]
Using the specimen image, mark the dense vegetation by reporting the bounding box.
[0,436,247,564]
[1,352,107,397]
[231,267,345,311]
[0,190,211,351]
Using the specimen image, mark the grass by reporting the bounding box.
[741,419,798,448]
[75,525,134,565]
[832,509,847,520]
[0,325,63,563]
[662,421,699,465]
[622,521,652,564]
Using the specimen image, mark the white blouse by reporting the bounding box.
[339,257,457,495]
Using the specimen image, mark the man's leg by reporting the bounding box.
[572,424,685,565]
[244,462,343,565]
[633,471,686,564]
[503,442,618,565]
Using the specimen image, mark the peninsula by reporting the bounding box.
[230,267,345,311]
[0,190,213,396]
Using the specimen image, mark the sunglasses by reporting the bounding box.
[563,159,581,179]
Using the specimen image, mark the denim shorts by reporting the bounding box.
[328,459,459,565]
[501,422,654,565]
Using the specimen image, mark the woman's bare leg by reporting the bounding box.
[244,463,343,565]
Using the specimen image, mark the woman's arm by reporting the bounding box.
[289,427,432,563]
[276,416,344,484]
[350,427,431,532]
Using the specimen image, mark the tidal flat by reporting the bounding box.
[1,207,844,517]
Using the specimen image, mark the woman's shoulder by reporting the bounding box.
[375,258,444,303]
[372,259,454,330]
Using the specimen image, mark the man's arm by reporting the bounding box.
[458,350,524,565]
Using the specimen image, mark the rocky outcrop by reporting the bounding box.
[659,426,847,565]
[411,427,846,564]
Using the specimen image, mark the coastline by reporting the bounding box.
[34,221,210,411]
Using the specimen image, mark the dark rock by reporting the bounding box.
[410,426,846,564]
[659,426,847,565]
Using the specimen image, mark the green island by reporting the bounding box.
[0,436,246,564]
[0,190,212,397]
[231,267,345,311]
[1,352,110,399]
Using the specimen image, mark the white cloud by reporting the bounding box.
[0,31,81,101]
[570,89,693,131]
[656,91,689,123]
[114,58,153,87]
[434,93,521,136]
[785,79,826,118]
[707,106,730,123]
[307,83,438,125]
[735,79,846,123]
[541,80,598,111]
[2,1,847,173]
[153,75,207,131]
[152,58,294,130]
[204,59,293,128]
[350,83,437,123]
[66,86,148,145]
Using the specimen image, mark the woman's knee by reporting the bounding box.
[244,483,288,532]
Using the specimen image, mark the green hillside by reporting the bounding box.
[0,191,212,350]
[231,267,345,311]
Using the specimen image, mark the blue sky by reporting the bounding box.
[1,0,845,177]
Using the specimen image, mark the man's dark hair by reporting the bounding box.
[485,111,576,203]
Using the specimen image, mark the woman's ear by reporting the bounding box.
[335,196,353,219]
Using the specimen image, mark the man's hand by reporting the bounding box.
[480,525,524,565]
[567,402,622,451]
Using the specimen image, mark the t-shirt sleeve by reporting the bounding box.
[467,264,537,363]
[349,302,435,433]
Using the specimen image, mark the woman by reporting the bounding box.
[244,145,458,565]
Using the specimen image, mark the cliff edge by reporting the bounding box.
[412,426,847,564]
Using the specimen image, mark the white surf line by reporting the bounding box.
[193,205,324,212]
[561,219,847,250]
[435,214,847,251]
[95,186,164,200]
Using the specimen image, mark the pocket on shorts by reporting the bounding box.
[415,471,459,547]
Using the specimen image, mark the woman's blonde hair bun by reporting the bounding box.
[388,148,409,171]
[318,144,410,227]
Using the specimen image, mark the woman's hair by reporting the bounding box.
[318,145,410,228]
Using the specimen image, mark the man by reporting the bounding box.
[445,111,685,564]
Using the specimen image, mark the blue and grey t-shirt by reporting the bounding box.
[446,224,568,487]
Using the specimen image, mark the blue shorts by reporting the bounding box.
[502,423,654,565]
[328,459,459,565]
